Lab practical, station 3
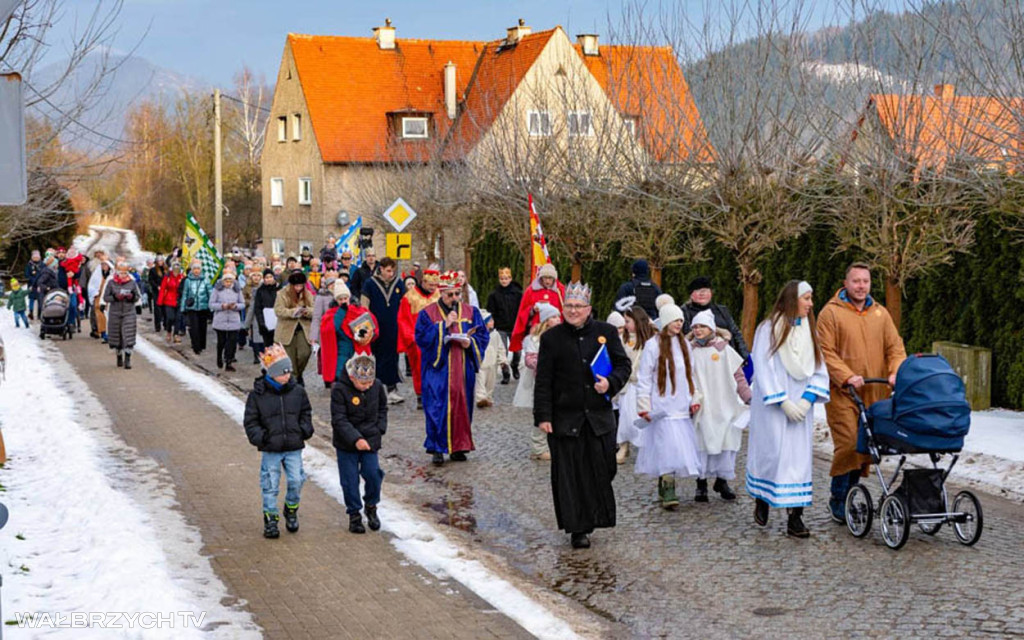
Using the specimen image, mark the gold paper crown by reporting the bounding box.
[346,354,377,381]
[565,282,592,305]
[260,343,289,369]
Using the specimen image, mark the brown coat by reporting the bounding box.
[817,289,907,477]
[273,286,314,346]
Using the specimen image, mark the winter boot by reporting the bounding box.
[787,507,810,538]
[754,498,770,527]
[416,395,423,411]
[349,513,366,534]
[283,504,299,533]
[263,512,280,539]
[694,478,709,503]
[713,478,737,501]
[124,353,132,370]
[431,452,444,466]
[116,351,124,368]
[217,354,224,369]
[659,475,679,510]
[365,506,381,531]
[501,364,511,385]
[570,533,591,549]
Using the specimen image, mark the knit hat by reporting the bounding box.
[287,269,307,285]
[332,280,351,301]
[44,255,57,268]
[606,311,626,328]
[691,309,716,332]
[346,354,377,383]
[688,276,712,293]
[655,293,675,311]
[631,259,650,279]
[221,272,235,282]
[10,278,19,290]
[797,281,813,298]
[536,302,560,324]
[260,343,293,378]
[537,263,557,280]
[658,304,684,330]
[481,309,493,325]
[263,268,275,278]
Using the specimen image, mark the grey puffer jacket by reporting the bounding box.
[209,279,246,331]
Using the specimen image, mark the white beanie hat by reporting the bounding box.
[797,281,813,298]
[658,304,684,330]
[537,263,558,280]
[691,309,716,332]
[655,293,675,311]
[332,280,351,301]
[537,302,560,324]
[605,311,625,329]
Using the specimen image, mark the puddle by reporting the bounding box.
[422,481,478,533]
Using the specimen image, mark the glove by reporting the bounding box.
[796,399,812,421]
[780,400,803,423]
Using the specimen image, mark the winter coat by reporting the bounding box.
[319,303,378,385]
[485,281,524,333]
[817,288,906,476]
[273,286,314,346]
[24,260,41,287]
[34,267,58,298]
[252,284,279,334]
[320,245,338,266]
[330,372,388,452]
[309,290,334,343]
[148,266,165,300]
[157,273,183,307]
[533,318,632,438]
[179,274,212,312]
[243,376,314,452]
[103,275,141,350]
[682,301,749,362]
[509,277,566,352]
[349,262,379,299]
[88,264,112,301]
[614,277,662,318]
[7,288,28,312]
[209,280,246,331]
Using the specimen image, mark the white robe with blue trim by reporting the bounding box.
[746,319,830,508]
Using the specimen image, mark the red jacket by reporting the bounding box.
[158,273,183,307]
[509,279,565,352]
[319,304,379,385]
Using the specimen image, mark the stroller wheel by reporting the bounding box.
[845,483,873,538]
[880,493,910,550]
[952,491,983,546]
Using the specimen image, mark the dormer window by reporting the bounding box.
[402,116,429,139]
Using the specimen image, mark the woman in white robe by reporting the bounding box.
[614,307,658,463]
[746,280,830,538]
[636,304,704,510]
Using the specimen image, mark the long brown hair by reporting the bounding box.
[656,326,695,397]
[623,306,656,347]
[768,279,822,366]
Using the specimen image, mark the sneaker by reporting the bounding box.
[283,504,299,533]
[348,513,365,534]
[365,506,381,531]
[828,498,845,524]
[713,478,737,501]
[387,390,405,405]
[570,533,591,549]
[263,513,280,539]
[694,478,709,503]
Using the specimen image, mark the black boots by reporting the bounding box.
[570,533,591,549]
[787,507,810,538]
[349,513,366,534]
[124,353,132,370]
[754,498,769,527]
[283,504,299,533]
[116,352,124,368]
[431,452,444,466]
[263,512,280,539]
[365,506,380,531]
[416,395,423,411]
[695,478,709,502]
[500,364,511,385]
[449,452,468,462]
[713,478,736,501]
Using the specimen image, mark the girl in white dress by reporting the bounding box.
[514,302,561,460]
[746,280,830,538]
[615,307,657,463]
[636,304,704,510]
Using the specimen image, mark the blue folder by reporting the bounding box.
[591,344,613,379]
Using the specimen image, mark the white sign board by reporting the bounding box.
[0,73,27,206]
[382,197,417,232]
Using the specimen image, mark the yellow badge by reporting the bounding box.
[352,397,361,406]
[711,353,720,361]
[597,336,607,344]
[543,294,550,300]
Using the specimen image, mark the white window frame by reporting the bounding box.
[270,177,284,207]
[298,177,312,205]
[292,113,302,141]
[527,110,552,137]
[271,238,286,256]
[401,116,429,139]
[567,111,593,137]
[277,116,287,142]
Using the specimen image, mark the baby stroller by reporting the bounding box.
[844,354,981,550]
[39,290,75,341]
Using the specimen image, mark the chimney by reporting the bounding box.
[506,18,532,46]
[444,61,457,120]
[374,18,396,50]
[577,34,599,56]
[934,83,955,101]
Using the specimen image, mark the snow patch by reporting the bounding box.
[73,226,155,269]
[802,60,903,88]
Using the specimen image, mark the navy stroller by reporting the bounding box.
[844,354,982,550]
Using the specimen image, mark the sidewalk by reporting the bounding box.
[56,336,532,640]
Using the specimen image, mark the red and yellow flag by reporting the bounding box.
[528,193,551,279]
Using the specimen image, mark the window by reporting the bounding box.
[567,111,593,137]
[271,238,286,256]
[299,240,314,253]
[298,177,312,205]
[277,116,287,142]
[270,178,284,207]
[292,114,302,141]
[401,116,429,139]
[624,117,638,137]
[527,110,552,137]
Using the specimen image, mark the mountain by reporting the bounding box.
[29,50,206,151]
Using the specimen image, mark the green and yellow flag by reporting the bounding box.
[181,212,223,285]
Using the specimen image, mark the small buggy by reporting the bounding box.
[844,354,982,550]
[39,289,75,341]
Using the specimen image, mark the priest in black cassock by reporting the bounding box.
[533,282,632,549]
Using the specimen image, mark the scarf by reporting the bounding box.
[773,317,816,380]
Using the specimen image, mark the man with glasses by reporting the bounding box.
[534,282,631,549]
[415,271,489,465]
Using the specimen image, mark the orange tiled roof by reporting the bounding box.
[575,44,715,163]
[288,34,484,163]
[868,86,1021,169]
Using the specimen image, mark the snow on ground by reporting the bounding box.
[0,316,259,639]
[73,226,154,269]
[136,336,584,640]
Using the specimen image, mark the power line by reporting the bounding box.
[220,92,271,113]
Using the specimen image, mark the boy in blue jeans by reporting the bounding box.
[244,343,314,538]
[331,354,388,533]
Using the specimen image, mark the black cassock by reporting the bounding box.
[534,318,632,534]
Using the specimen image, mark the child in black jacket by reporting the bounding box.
[244,343,314,538]
[331,353,388,533]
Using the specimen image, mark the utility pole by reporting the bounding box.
[213,88,224,254]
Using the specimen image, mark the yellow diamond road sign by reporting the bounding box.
[383,197,417,232]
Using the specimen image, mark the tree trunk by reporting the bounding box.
[741,279,759,350]
[463,245,472,283]
[571,259,582,284]
[523,249,533,288]
[885,277,902,330]
[651,266,662,287]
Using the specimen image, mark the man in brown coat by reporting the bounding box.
[817,262,906,523]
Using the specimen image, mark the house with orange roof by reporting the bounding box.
[261,19,712,258]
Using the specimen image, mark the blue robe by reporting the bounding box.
[361,276,406,385]
[415,301,489,454]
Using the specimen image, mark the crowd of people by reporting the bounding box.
[9,238,907,549]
